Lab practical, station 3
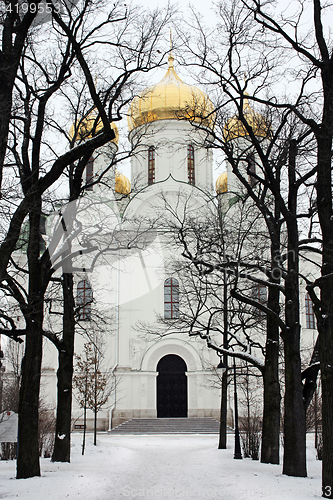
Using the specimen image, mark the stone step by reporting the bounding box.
[110,417,222,435]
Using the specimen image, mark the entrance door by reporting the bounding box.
[157,354,188,418]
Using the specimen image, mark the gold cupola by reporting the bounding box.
[128,55,215,131]
[115,171,131,196]
[215,172,228,194]
[69,109,119,144]
[223,94,272,142]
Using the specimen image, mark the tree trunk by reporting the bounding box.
[316,188,333,496]
[233,362,242,459]
[282,140,306,477]
[16,203,43,479]
[218,370,228,449]
[219,277,228,449]
[0,18,34,189]
[319,307,333,498]
[94,352,97,446]
[261,283,280,464]
[282,318,307,477]
[16,325,42,478]
[261,343,280,464]
[316,117,333,497]
[52,273,75,462]
[82,373,87,456]
[94,408,97,446]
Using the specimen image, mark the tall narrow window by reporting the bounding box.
[77,280,92,320]
[252,283,267,318]
[305,293,315,329]
[85,157,94,191]
[164,278,179,319]
[148,146,155,185]
[187,145,195,185]
[247,153,256,186]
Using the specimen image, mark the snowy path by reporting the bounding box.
[0,434,321,500]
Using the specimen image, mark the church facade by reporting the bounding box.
[26,54,319,431]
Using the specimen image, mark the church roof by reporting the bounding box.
[215,172,227,194]
[115,171,131,196]
[223,94,272,142]
[128,55,215,132]
[69,109,119,144]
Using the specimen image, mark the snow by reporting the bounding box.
[0,433,321,500]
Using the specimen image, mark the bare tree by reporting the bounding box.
[73,339,114,450]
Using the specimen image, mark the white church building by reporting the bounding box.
[8,53,319,431]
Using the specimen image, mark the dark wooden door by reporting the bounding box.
[157,354,187,418]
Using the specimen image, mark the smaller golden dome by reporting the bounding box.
[223,95,271,142]
[115,171,131,196]
[69,110,119,144]
[216,172,228,194]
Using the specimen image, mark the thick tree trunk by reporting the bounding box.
[318,304,333,498]
[16,325,42,478]
[261,215,281,465]
[316,120,333,497]
[52,273,75,462]
[0,12,37,190]
[282,140,306,477]
[283,266,306,478]
[282,317,307,477]
[261,345,280,464]
[261,282,280,464]
[17,205,43,478]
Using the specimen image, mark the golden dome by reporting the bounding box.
[223,95,272,142]
[215,172,228,194]
[115,171,131,196]
[69,110,119,144]
[128,55,215,131]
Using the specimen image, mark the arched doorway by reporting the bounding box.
[156,354,188,418]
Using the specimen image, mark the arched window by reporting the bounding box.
[187,145,195,185]
[305,293,315,329]
[148,146,155,185]
[247,153,256,186]
[85,157,94,191]
[252,283,267,318]
[164,278,179,319]
[77,280,92,320]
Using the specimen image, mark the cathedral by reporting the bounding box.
[24,52,319,431]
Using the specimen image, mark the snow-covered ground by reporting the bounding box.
[0,433,321,500]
